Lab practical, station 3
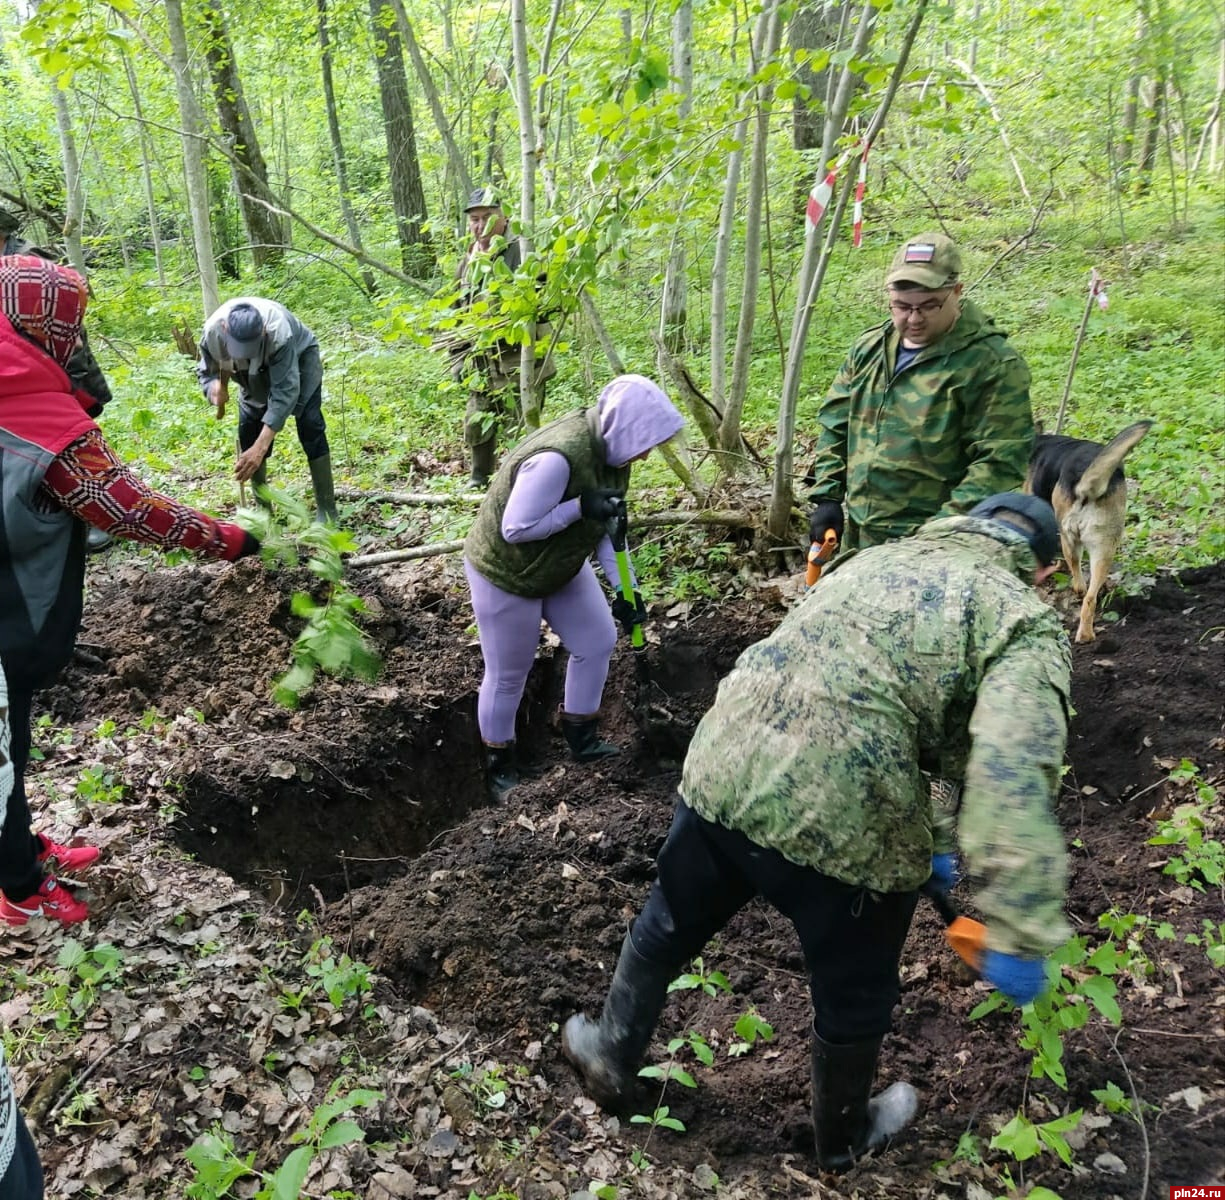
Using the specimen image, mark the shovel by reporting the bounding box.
[921,880,987,972]
[607,502,645,652]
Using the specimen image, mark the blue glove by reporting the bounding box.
[981,950,1049,1006]
[929,852,960,892]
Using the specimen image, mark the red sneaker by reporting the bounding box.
[36,834,99,875]
[0,877,89,926]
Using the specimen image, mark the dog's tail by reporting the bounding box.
[1075,419,1154,501]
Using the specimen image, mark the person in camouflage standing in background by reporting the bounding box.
[806,231,1034,552]
[562,494,1071,1172]
[2,207,114,553]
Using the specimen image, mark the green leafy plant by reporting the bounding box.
[728,1006,775,1057]
[184,1084,382,1199]
[1147,759,1223,891]
[1091,1080,1138,1117]
[667,956,731,997]
[303,937,373,1008]
[35,942,125,1033]
[989,1109,1083,1166]
[74,765,125,804]
[630,1104,685,1134]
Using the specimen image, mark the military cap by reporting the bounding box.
[464,186,502,213]
[969,492,1061,566]
[886,232,962,289]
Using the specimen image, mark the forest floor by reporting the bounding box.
[3,545,1223,1200]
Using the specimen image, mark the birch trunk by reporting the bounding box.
[721,0,784,461]
[47,79,86,274]
[510,0,541,427]
[163,0,219,315]
[657,0,692,360]
[317,0,376,293]
[122,54,166,287]
[768,0,929,538]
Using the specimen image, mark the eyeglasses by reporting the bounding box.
[888,293,951,317]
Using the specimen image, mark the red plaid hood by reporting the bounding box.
[0,254,88,368]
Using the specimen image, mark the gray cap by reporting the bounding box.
[464,186,502,213]
[0,209,20,236]
[969,492,1061,566]
[223,302,265,360]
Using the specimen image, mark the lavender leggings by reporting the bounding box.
[465,558,618,744]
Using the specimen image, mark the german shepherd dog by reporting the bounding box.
[1026,420,1153,644]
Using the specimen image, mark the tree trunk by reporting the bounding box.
[367,0,432,275]
[122,53,166,287]
[386,0,474,203]
[657,0,693,361]
[1134,71,1167,194]
[769,0,928,539]
[317,0,376,293]
[510,0,541,427]
[200,0,285,267]
[722,0,784,461]
[790,1,856,154]
[163,0,219,315]
[47,76,86,274]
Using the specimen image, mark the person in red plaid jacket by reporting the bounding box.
[0,254,260,927]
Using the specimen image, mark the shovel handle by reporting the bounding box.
[614,546,645,650]
[805,529,839,588]
[924,883,987,972]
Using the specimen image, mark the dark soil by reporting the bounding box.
[30,554,1225,1197]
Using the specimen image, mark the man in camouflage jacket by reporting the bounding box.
[563,494,1070,1172]
[806,232,1034,551]
[449,188,555,488]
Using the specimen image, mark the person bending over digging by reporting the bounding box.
[0,255,260,927]
[463,374,684,798]
[563,493,1072,1171]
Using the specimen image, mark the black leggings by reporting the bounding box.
[0,685,43,903]
[631,802,918,1044]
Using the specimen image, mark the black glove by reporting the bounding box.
[580,488,625,522]
[610,590,647,636]
[808,499,845,544]
[235,531,262,560]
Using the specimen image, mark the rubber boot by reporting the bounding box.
[250,462,273,511]
[562,932,675,1111]
[468,437,496,490]
[560,712,620,762]
[810,1028,918,1171]
[485,742,520,799]
[308,454,338,524]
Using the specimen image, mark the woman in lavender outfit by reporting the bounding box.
[462,375,684,795]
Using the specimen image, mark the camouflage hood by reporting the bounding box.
[910,514,1040,580]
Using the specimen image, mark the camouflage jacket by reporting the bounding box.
[808,299,1033,550]
[2,233,113,415]
[450,238,555,393]
[681,516,1072,958]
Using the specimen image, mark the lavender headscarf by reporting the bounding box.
[596,374,684,466]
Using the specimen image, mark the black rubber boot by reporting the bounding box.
[485,742,520,799]
[561,713,620,762]
[468,438,496,489]
[308,454,338,523]
[810,1028,917,1171]
[562,932,675,1112]
[85,525,113,554]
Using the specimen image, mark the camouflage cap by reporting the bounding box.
[886,231,961,290]
[969,492,1061,566]
[0,208,20,235]
[464,186,502,213]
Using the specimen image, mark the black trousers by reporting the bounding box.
[0,685,43,903]
[237,347,329,463]
[0,1105,45,1199]
[632,802,918,1044]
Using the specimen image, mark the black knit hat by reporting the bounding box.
[969,492,1061,566]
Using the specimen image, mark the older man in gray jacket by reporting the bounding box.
[197,297,337,522]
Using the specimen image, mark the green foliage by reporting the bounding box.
[629,1105,685,1133]
[666,956,731,997]
[1147,759,1223,891]
[238,498,381,708]
[989,1109,1082,1167]
[74,764,125,805]
[1090,1080,1137,1117]
[33,941,125,1034]
[183,1084,382,1199]
[728,1007,775,1057]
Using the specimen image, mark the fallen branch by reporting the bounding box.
[337,488,482,507]
[346,539,466,568]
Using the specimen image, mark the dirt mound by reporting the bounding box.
[26,554,1225,1196]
